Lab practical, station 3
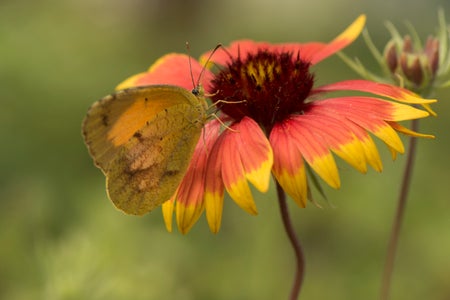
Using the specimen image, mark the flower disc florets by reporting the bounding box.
[210,50,314,133]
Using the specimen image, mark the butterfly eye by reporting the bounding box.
[191,87,200,96]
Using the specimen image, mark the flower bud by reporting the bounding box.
[384,40,398,73]
[384,34,440,90]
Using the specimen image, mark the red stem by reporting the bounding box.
[276,180,305,300]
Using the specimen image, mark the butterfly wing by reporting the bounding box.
[82,85,207,215]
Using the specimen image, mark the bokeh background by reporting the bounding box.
[1,0,449,299]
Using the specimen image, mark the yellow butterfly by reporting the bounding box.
[82,85,207,215]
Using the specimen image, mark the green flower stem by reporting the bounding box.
[380,118,419,300]
[276,180,305,300]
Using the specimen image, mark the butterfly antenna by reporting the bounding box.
[185,43,221,95]
[186,42,197,91]
[193,44,223,97]
[196,44,221,86]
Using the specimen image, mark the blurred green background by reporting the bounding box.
[1,0,449,299]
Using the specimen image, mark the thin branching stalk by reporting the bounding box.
[380,118,419,300]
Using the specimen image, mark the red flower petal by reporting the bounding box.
[203,117,274,233]
[312,97,425,156]
[387,121,435,139]
[270,121,308,207]
[290,113,368,173]
[116,53,214,92]
[272,42,327,63]
[313,79,437,106]
[202,15,365,67]
[283,118,341,189]
[203,39,273,66]
[309,15,366,64]
[167,119,221,234]
[307,105,383,172]
[228,117,273,192]
[220,117,273,215]
[220,134,258,215]
[204,128,226,234]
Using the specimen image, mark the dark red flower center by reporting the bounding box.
[210,50,314,133]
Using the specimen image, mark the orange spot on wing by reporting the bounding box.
[107,99,157,146]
